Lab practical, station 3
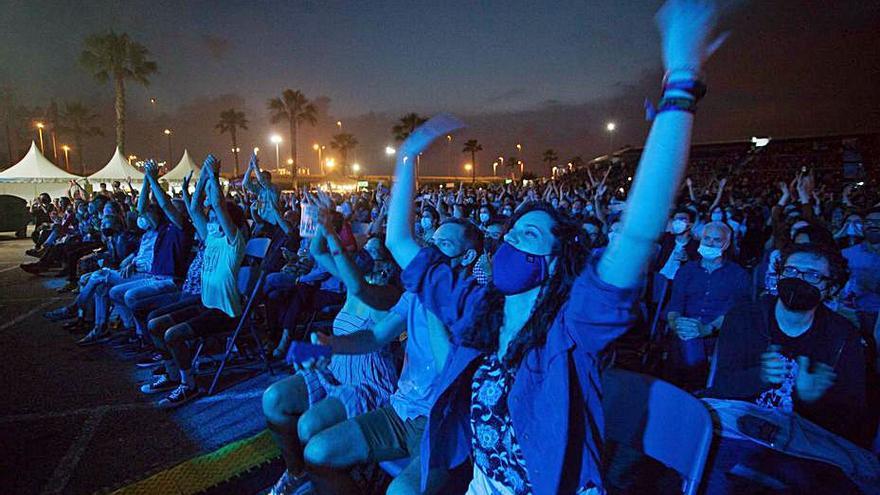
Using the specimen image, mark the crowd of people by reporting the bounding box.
[14,1,880,494]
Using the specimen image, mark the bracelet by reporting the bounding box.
[644,97,698,120]
[663,79,707,101]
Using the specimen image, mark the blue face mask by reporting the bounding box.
[491,242,549,295]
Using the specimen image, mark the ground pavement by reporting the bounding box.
[0,235,282,494]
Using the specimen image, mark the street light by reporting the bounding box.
[385,146,396,156]
[352,163,361,175]
[61,145,71,170]
[35,122,45,153]
[270,134,282,169]
[519,160,524,177]
[163,129,173,165]
[464,162,474,183]
[492,161,498,176]
[128,154,137,165]
[325,158,336,171]
[336,121,342,129]
[313,143,325,175]
[606,122,616,152]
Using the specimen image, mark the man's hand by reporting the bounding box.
[760,345,787,385]
[144,160,159,180]
[795,356,836,403]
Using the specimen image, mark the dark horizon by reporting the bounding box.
[2,0,878,176]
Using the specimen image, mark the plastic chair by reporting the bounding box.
[602,368,713,495]
[206,236,274,395]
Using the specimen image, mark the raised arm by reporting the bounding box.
[324,225,401,310]
[144,160,185,229]
[136,172,152,216]
[189,166,210,241]
[597,0,724,288]
[203,155,238,241]
[387,114,464,270]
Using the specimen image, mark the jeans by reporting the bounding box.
[75,268,151,327]
[110,277,180,336]
[264,273,344,332]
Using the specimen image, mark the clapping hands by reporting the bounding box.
[144,160,159,179]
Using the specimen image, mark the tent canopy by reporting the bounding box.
[89,147,144,182]
[0,141,80,182]
[162,149,200,182]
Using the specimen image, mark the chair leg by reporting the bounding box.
[191,340,204,374]
[208,318,246,395]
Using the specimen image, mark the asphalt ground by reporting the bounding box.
[0,234,281,494]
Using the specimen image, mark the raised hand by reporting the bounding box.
[203,154,220,178]
[656,0,725,75]
[144,160,159,179]
[399,113,465,162]
[795,356,836,403]
[248,152,259,171]
[182,170,193,193]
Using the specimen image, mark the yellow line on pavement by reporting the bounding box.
[110,430,279,495]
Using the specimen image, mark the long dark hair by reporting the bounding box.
[460,201,591,368]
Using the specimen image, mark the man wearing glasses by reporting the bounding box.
[703,242,870,492]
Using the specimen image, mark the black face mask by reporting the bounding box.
[777,277,822,311]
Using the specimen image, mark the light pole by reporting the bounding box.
[231,147,240,174]
[270,134,283,170]
[313,143,324,175]
[325,158,335,174]
[61,145,70,170]
[519,160,524,178]
[163,129,173,165]
[492,161,498,176]
[446,134,453,177]
[35,122,45,153]
[606,122,616,153]
[336,121,342,130]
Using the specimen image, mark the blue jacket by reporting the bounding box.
[402,247,638,494]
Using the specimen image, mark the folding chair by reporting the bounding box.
[206,236,274,395]
[602,368,714,495]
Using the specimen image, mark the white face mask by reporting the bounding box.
[479,213,490,223]
[420,217,433,230]
[698,244,723,260]
[671,219,689,235]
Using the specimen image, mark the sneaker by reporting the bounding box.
[140,374,180,394]
[44,305,76,322]
[20,262,47,275]
[136,352,165,368]
[76,327,109,346]
[157,383,200,409]
[25,248,44,258]
[268,471,312,495]
[56,282,78,293]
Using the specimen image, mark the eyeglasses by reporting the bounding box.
[781,265,831,285]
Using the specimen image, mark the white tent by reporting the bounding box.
[89,147,144,183]
[162,149,200,182]
[0,142,81,200]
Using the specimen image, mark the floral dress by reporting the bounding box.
[470,354,533,495]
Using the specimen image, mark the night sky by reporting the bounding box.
[2,0,878,175]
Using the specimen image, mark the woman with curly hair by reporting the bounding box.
[383,1,726,492]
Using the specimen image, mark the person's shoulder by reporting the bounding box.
[841,243,861,257]
[818,305,859,338]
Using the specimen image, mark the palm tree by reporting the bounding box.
[391,113,427,142]
[80,31,157,154]
[215,109,249,176]
[329,133,358,175]
[542,148,559,173]
[462,139,482,178]
[267,89,317,179]
[506,156,519,179]
[57,102,104,174]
